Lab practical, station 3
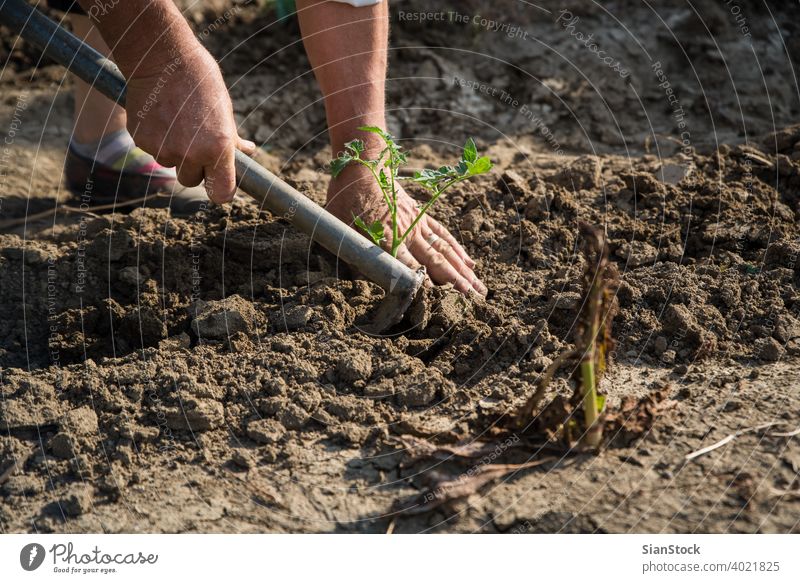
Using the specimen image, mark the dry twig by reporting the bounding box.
[685,422,783,461]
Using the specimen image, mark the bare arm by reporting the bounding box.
[77,0,254,202]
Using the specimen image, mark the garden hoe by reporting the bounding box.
[0,0,425,333]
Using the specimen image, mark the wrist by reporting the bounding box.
[330,120,387,159]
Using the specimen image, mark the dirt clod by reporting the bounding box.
[191,295,260,340]
[756,338,785,362]
[61,484,93,517]
[246,419,286,444]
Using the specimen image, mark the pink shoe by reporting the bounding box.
[65,141,209,216]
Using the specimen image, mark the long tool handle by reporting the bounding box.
[0,0,423,311]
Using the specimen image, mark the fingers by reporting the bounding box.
[427,233,487,296]
[203,142,237,204]
[428,216,476,269]
[411,239,472,295]
[408,226,486,296]
[175,135,250,199]
[199,135,253,202]
[395,244,423,273]
[176,163,204,188]
[238,137,257,156]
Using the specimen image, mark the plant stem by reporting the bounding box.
[580,359,601,448]
[389,151,400,257]
[581,278,603,449]
[353,159,393,211]
[397,176,464,247]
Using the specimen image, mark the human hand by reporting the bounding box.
[124,45,255,203]
[326,165,486,296]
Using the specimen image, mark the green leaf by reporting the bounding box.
[595,394,606,413]
[344,139,365,156]
[467,156,493,176]
[378,169,390,191]
[463,137,477,163]
[358,125,392,141]
[353,215,385,246]
[330,155,352,178]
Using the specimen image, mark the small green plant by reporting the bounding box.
[330,126,493,258]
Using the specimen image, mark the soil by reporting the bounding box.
[1,0,799,533]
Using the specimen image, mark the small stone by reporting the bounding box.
[773,315,800,344]
[616,241,658,268]
[552,291,581,310]
[282,306,314,331]
[61,484,93,517]
[246,418,285,444]
[118,266,142,286]
[49,433,77,460]
[654,336,668,355]
[756,337,784,362]
[659,163,691,185]
[660,350,676,365]
[133,426,161,443]
[673,364,689,375]
[723,401,742,412]
[231,450,254,469]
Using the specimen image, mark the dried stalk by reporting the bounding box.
[574,223,617,448]
[0,192,171,229]
[514,223,618,449]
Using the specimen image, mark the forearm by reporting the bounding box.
[296,0,389,156]
[76,0,200,79]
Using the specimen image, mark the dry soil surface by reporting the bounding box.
[0,0,798,533]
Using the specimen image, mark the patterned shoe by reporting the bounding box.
[65,131,209,217]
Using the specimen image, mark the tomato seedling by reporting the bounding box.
[330,126,492,257]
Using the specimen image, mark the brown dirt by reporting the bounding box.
[1,0,799,533]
